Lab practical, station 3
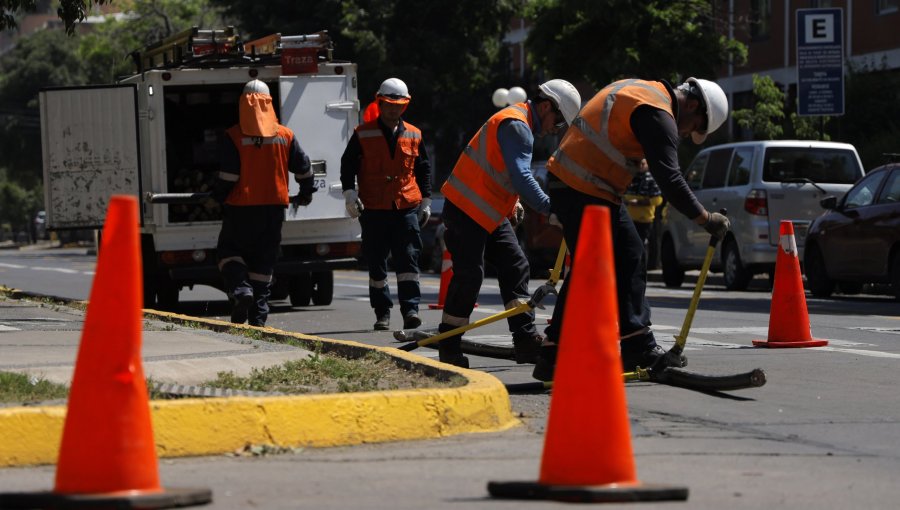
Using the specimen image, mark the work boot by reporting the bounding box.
[373,310,391,331]
[531,345,557,382]
[438,335,469,368]
[621,344,687,373]
[230,290,254,324]
[403,311,422,330]
[512,332,544,364]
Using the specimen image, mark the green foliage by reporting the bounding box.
[524,0,747,89]
[790,107,830,141]
[0,0,113,35]
[837,64,900,169]
[0,175,43,234]
[732,74,784,140]
[0,371,69,403]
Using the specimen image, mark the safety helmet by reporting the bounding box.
[376,78,411,104]
[243,79,270,96]
[686,77,728,144]
[538,79,581,126]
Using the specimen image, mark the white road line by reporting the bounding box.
[30,266,79,274]
[0,263,26,269]
[0,325,21,332]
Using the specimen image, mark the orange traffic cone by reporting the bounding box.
[428,243,475,310]
[0,196,211,509]
[488,205,688,503]
[753,220,828,348]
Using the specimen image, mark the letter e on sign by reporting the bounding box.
[805,14,834,43]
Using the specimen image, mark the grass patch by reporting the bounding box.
[0,372,69,403]
[205,350,463,394]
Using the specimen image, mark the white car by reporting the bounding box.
[660,140,865,290]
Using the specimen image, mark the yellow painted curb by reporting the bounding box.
[0,295,519,467]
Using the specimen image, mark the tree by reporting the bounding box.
[790,104,830,141]
[524,0,747,89]
[1,0,112,35]
[732,74,784,140]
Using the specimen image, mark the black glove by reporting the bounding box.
[291,192,313,207]
[701,211,730,240]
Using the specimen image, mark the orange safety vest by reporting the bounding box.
[547,79,673,203]
[356,120,423,210]
[442,103,531,232]
[224,124,293,206]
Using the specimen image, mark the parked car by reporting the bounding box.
[660,140,865,290]
[804,160,900,300]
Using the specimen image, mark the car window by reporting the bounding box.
[728,148,753,186]
[844,171,886,209]
[701,148,732,189]
[763,148,861,184]
[876,169,900,204]
[684,151,709,190]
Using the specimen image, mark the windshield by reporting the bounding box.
[762,148,861,184]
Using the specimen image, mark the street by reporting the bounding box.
[1,246,900,508]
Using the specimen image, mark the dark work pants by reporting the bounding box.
[440,201,537,336]
[217,205,284,326]
[544,186,656,355]
[360,208,422,316]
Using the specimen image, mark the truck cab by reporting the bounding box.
[39,28,361,309]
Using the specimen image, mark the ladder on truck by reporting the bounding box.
[244,31,333,74]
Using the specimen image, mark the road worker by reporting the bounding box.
[340,78,432,331]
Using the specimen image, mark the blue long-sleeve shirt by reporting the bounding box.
[495,101,551,215]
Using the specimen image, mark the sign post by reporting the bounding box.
[796,8,845,118]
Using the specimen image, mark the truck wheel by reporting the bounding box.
[143,278,157,308]
[156,280,180,311]
[661,236,684,288]
[311,271,334,306]
[723,239,751,291]
[270,276,289,301]
[289,273,312,307]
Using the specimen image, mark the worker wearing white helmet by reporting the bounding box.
[213,79,315,327]
[340,77,432,332]
[436,79,582,368]
[533,76,732,382]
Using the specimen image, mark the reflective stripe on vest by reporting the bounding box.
[224,124,293,206]
[549,80,673,202]
[356,121,423,210]
[442,104,529,232]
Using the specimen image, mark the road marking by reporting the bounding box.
[0,263,26,269]
[0,325,21,332]
[30,266,79,274]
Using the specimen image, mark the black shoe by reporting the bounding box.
[438,336,469,368]
[230,292,254,324]
[621,345,687,372]
[531,345,557,382]
[373,310,391,331]
[512,332,543,364]
[403,312,422,330]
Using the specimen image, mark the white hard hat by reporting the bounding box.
[377,77,411,104]
[686,77,728,144]
[243,79,270,96]
[538,79,581,126]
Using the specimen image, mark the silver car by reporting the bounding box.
[660,140,864,290]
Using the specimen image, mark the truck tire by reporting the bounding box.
[270,276,289,301]
[156,278,180,311]
[661,236,684,288]
[289,273,312,307]
[311,271,334,306]
[722,239,751,291]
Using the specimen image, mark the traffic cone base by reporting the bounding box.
[487,481,688,503]
[754,220,828,349]
[487,206,688,502]
[0,487,212,509]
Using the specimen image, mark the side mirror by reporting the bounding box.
[819,195,838,210]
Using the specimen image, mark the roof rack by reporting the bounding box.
[131,26,241,73]
[244,31,333,74]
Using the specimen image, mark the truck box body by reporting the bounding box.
[40,59,361,309]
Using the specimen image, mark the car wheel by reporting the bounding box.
[311,271,334,306]
[289,273,312,307]
[661,236,684,288]
[892,252,900,302]
[804,245,835,298]
[722,239,751,291]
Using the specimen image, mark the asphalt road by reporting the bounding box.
[1,245,899,509]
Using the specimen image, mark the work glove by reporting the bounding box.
[701,211,730,240]
[343,189,364,219]
[548,213,563,229]
[509,201,525,227]
[291,177,316,207]
[417,197,431,228]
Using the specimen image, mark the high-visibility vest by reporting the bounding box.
[442,103,531,232]
[224,124,293,206]
[356,120,423,210]
[547,79,674,203]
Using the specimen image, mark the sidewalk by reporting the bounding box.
[0,291,517,467]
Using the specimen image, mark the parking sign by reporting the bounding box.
[796,8,844,116]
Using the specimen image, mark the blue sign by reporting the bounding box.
[796,8,844,116]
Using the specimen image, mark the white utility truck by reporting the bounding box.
[39,27,361,310]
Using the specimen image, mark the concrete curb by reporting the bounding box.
[0,290,520,467]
